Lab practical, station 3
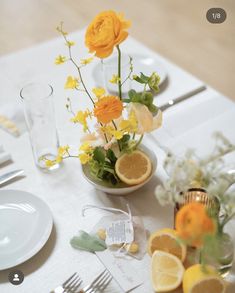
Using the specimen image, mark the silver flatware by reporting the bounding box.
[160,85,207,111]
[79,270,112,293]
[0,169,24,186]
[50,272,82,293]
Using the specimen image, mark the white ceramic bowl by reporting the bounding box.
[82,145,157,195]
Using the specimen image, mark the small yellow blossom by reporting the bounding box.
[55,155,63,164]
[66,40,75,47]
[64,76,79,89]
[92,87,106,100]
[45,160,55,167]
[55,55,66,65]
[56,23,68,36]
[80,57,94,65]
[112,130,123,140]
[58,145,70,156]
[71,110,91,131]
[109,74,120,84]
[119,111,138,133]
[79,142,92,152]
[101,125,123,140]
[79,153,91,164]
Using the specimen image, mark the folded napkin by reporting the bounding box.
[0,102,26,137]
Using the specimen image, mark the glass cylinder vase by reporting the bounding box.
[20,82,60,170]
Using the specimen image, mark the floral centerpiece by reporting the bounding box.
[155,132,235,275]
[47,11,162,187]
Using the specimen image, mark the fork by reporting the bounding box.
[50,272,82,293]
[80,270,112,293]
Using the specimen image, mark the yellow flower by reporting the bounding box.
[94,96,123,124]
[92,87,106,99]
[109,74,120,84]
[85,10,131,58]
[79,153,91,164]
[71,110,91,131]
[80,57,94,65]
[79,142,92,152]
[64,76,79,89]
[58,145,70,156]
[55,55,66,65]
[112,130,123,140]
[128,102,162,134]
[45,160,55,167]
[55,155,63,164]
[66,40,75,47]
[119,111,138,133]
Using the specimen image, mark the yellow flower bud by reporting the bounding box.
[97,229,106,241]
[125,242,139,254]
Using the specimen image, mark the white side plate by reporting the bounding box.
[0,189,53,270]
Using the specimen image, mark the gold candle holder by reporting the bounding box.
[174,188,220,228]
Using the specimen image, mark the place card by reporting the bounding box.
[95,249,144,292]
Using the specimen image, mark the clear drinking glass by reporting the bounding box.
[102,52,131,96]
[204,233,234,277]
[20,82,60,170]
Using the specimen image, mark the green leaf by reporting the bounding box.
[106,149,117,165]
[132,75,146,84]
[93,147,105,163]
[140,91,153,106]
[128,89,137,99]
[119,134,131,151]
[70,230,107,253]
[148,104,158,114]
[140,72,150,83]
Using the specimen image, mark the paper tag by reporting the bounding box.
[96,249,144,292]
[105,219,134,246]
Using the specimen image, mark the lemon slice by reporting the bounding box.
[148,228,187,262]
[115,150,152,185]
[151,250,185,292]
[183,264,226,293]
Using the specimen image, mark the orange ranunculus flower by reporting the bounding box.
[85,11,131,58]
[94,96,123,124]
[175,202,216,248]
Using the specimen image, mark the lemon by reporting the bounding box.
[151,250,185,292]
[115,150,152,185]
[148,228,187,262]
[183,264,226,293]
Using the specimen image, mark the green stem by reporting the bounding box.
[134,134,144,150]
[60,30,109,145]
[112,120,121,152]
[116,45,122,100]
[199,249,203,264]
[61,32,95,106]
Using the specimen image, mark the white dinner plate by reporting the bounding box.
[92,53,167,93]
[0,189,53,270]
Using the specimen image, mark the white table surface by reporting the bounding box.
[0,29,235,293]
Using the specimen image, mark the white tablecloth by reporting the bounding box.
[0,29,235,293]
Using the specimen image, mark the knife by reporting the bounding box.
[160,85,207,111]
[0,169,24,186]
